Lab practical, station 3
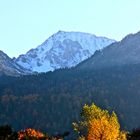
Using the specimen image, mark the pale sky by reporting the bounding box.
[0,0,140,57]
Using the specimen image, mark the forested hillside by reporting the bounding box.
[0,64,140,135]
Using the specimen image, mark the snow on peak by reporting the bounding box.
[15,31,115,72]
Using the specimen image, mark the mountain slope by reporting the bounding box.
[78,31,140,70]
[1,64,140,134]
[0,50,30,76]
[15,31,115,72]
[1,31,140,134]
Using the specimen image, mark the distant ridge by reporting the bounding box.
[0,50,30,76]
[77,31,140,70]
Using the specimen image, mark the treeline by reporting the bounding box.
[0,104,140,140]
[0,125,69,140]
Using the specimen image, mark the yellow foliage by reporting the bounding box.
[87,114,119,140]
[78,135,86,140]
[73,103,127,140]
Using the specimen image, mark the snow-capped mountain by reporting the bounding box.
[0,50,30,76]
[15,31,115,72]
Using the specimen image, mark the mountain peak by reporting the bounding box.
[15,31,115,72]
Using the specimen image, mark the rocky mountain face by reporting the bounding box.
[0,51,30,76]
[78,31,140,70]
[15,31,115,72]
[2,30,140,76]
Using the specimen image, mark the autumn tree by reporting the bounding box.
[18,128,45,140]
[73,103,127,140]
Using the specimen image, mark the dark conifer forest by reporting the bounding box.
[0,64,140,138]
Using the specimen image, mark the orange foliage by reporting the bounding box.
[87,116,119,140]
[18,128,44,139]
[86,108,127,140]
